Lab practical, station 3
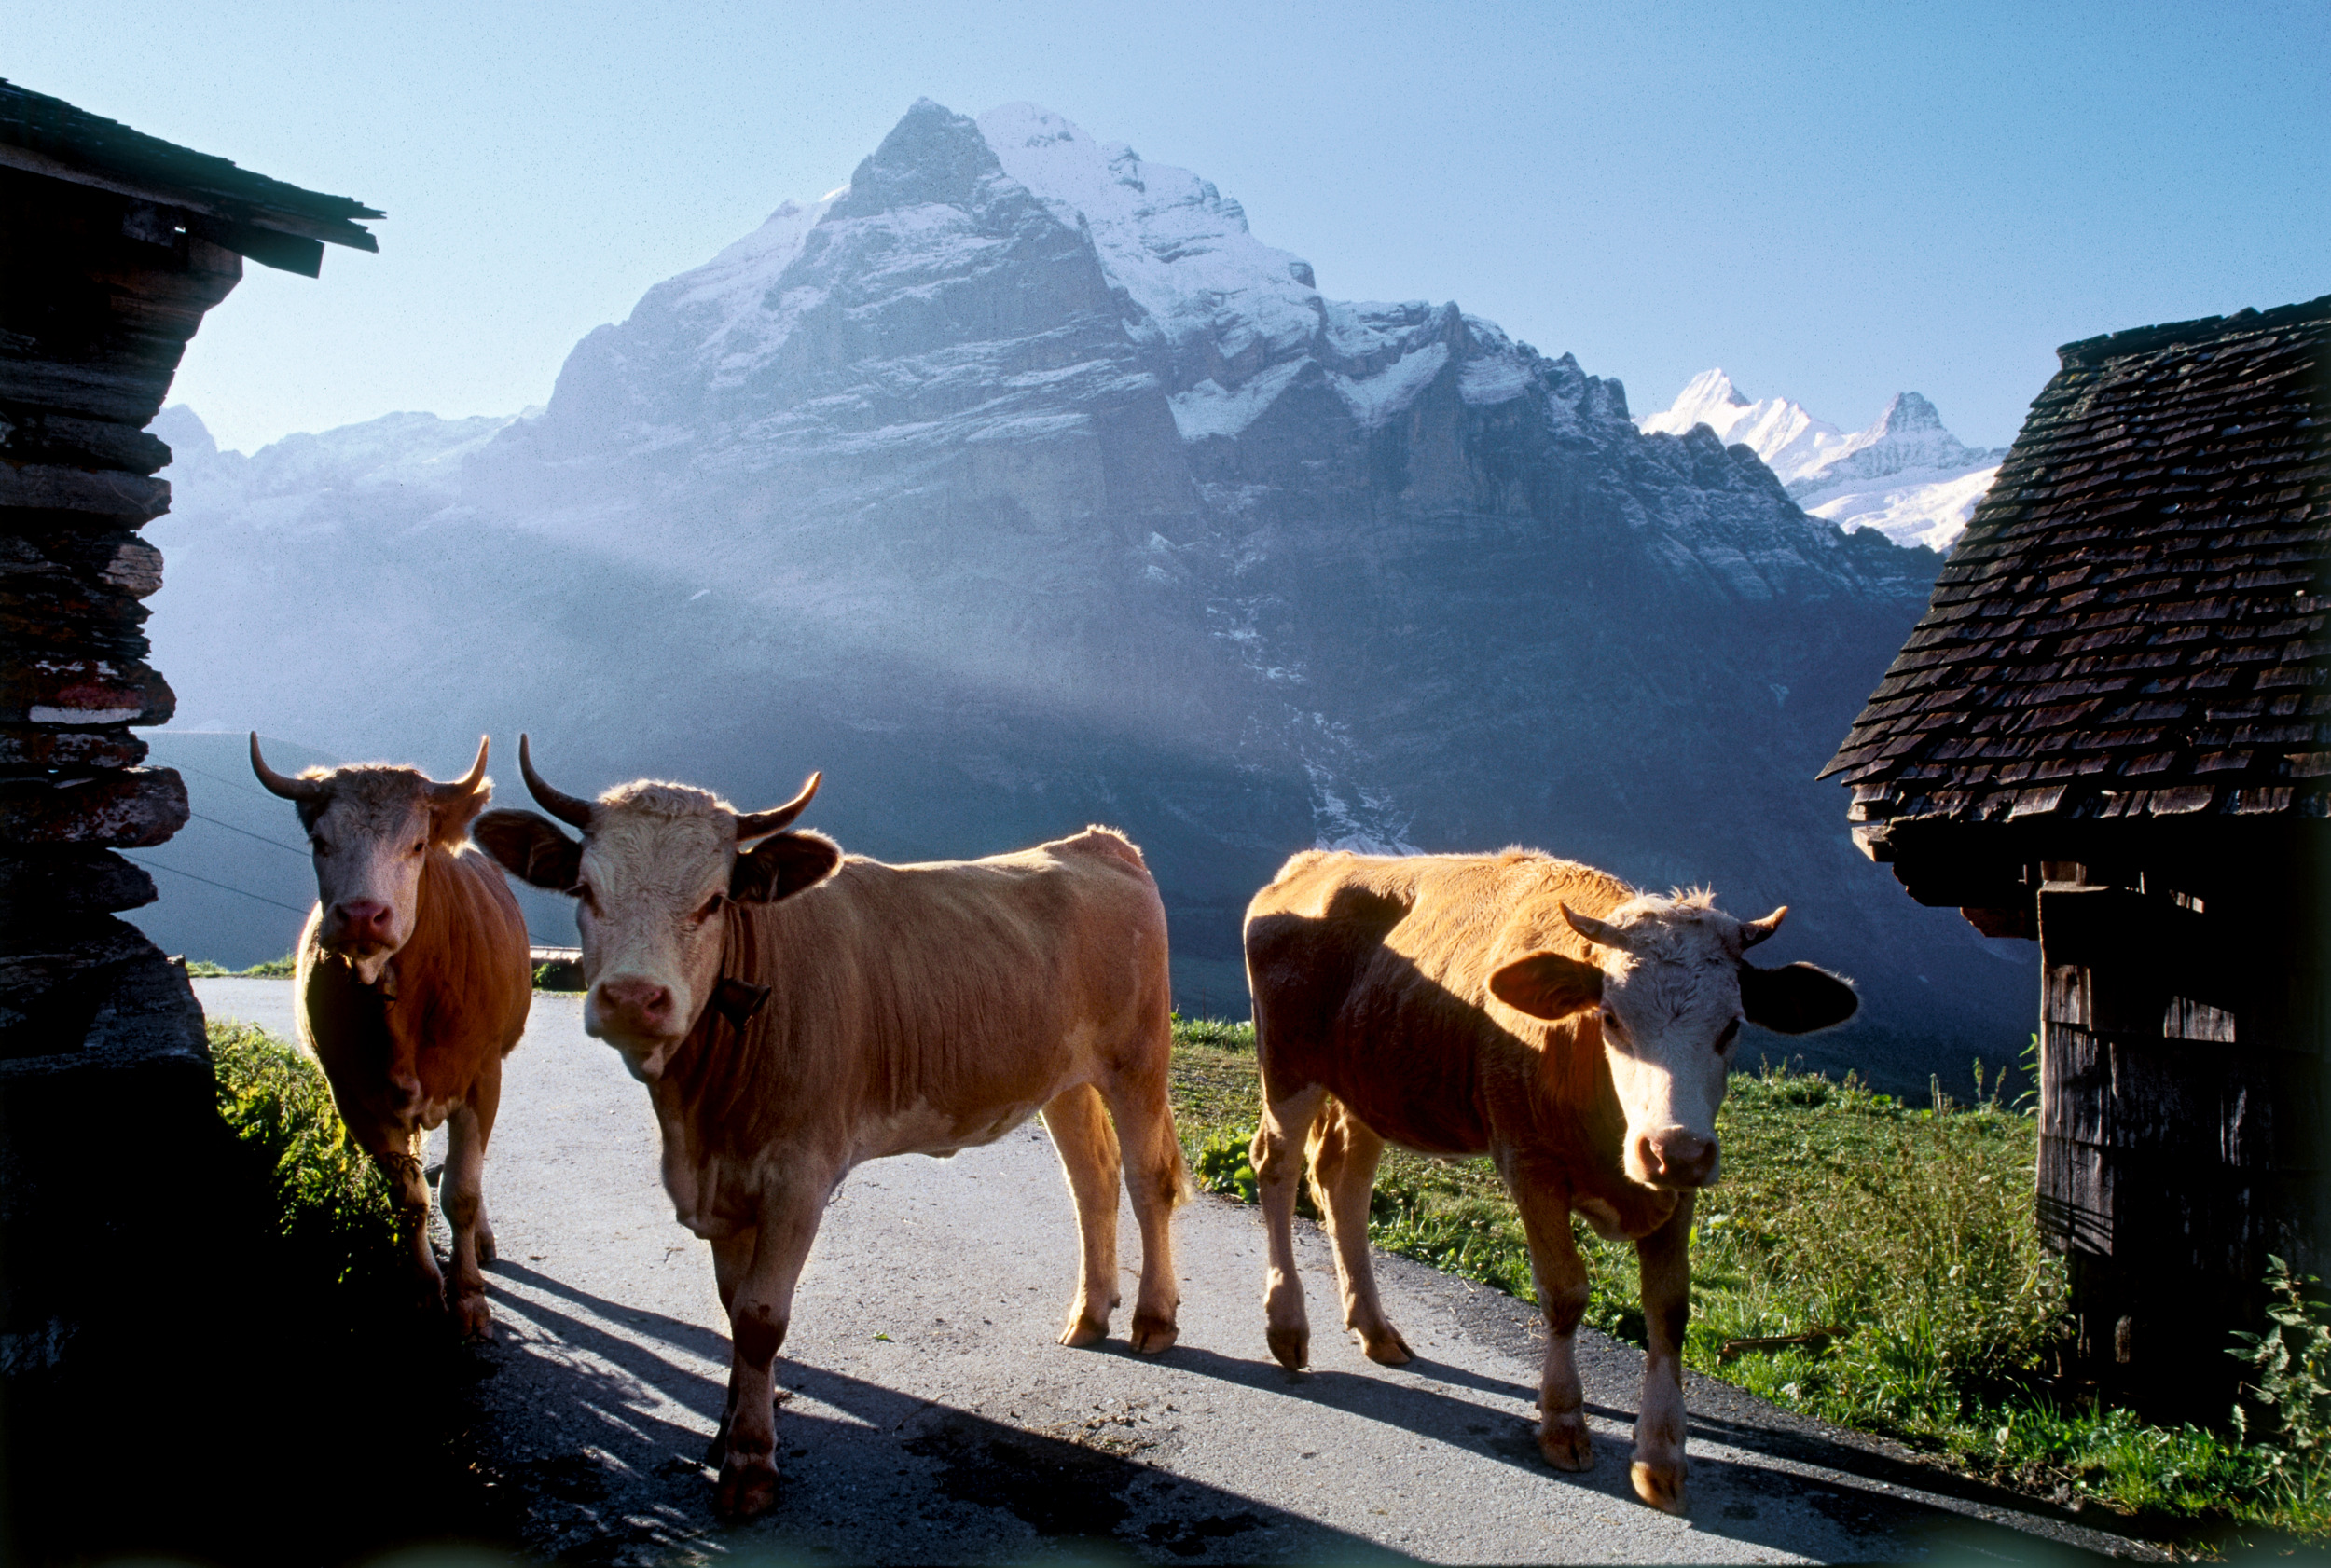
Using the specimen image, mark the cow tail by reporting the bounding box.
[1166,1115,1193,1207]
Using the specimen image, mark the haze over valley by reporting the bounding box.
[139,100,2036,1085]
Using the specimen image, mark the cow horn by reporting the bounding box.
[249,732,324,801]
[1561,902,1634,952]
[518,734,595,828]
[735,772,821,842]
[430,735,490,802]
[1740,905,1787,949]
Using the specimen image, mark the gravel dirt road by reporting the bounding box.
[198,977,2159,1565]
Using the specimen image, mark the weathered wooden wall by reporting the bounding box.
[2034,840,2328,1415]
[0,161,240,1389]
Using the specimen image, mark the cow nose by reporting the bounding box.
[597,976,675,1032]
[330,900,393,946]
[1634,1126,1718,1188]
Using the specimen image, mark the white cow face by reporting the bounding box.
[473,741,836,1075]
[1490,894,1857,1190]
[250,736,493,986]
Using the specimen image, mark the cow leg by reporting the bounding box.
[704,1228,755,1469]
[1309,1105,1409,1365]
[440,1063,498,1341]
[1041,1083,1122,1348]
[1630,1193,1695,1515]
[1507,1172,1593,1472]
[1252,1080,1327,1370]
[371,1128,446,1315]
[1099,1073,1184,1355]
[715,1190,823,1520]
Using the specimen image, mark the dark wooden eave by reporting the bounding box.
[0,78,380,276]
[1823,294,2331,865]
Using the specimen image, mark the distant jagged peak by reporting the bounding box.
[1637,371,2007,552]
[1870,389,1945,435]
[1667,367,1753,422]
[829,98,1010,218]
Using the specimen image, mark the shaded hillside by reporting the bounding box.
[145,101,2030,1086]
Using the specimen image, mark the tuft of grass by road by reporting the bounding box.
[1167,1018,2329,1543]
[188,952,297,977]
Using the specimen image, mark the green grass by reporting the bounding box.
[211,1019,404,1293]
[1166,1019,2326,1542]
[187,953,297,977]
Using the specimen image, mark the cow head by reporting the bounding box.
[471,736,839,1074]
[251,734,494,985]
[1487,893,1856,1190]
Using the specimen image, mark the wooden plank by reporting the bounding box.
[0,766,187,848]
[0,654,172,728]
[0,465,168,522]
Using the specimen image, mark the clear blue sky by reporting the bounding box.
[10,0,2325,452]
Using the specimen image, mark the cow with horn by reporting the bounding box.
[251,734,532,1338]
[1242,849,1859,1514]
[472,737,1186,1519]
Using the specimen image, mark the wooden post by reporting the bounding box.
[2036,848,2326,1419]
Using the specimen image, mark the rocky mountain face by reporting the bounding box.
[145,100,2032,1081]
[1641,370,2006,552]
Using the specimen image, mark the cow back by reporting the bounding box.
[664,829,1169,1162]
[1248,849,1634,1159]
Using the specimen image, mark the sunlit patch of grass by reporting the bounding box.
[1166,1018,2324,1539]
[210,1019,402,1297]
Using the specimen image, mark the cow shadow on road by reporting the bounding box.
[1145,1342,2128,1564]
[480,1261,2126,1564]
[479,1261,1417,1563]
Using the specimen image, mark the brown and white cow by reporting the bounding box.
[1244,848,1857,1514]
[252,735,533,1339]
[473,737,1187,1519]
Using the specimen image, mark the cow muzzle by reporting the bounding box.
[589,974,681,1043]
[321,899,396,955]
[1629,1125,1720,1190]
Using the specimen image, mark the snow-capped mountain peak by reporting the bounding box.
[1640,372,2004,551]
[974,102,1325,380]
[1661,367,1752,423]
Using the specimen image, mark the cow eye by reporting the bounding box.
[310,837,330,858]
[409,839,426,858]
[571,882,600,914]
[694,893,725,923]
[1716,1019,1742,1052]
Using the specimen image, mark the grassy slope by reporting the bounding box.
[1166,1020,2320,1542]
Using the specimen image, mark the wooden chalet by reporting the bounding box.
[0,79,375,1422]
[1822,294,2331,1413]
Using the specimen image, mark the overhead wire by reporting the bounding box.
[121,853,312,915]
[186,809,310,856]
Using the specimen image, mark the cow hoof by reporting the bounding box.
[1058,1315,1109,1349]
[704,1423,730,1468]
[1129,1314,1179,1355]
[1359,1327,1414,1366]
[1630,1459,1688,1515]
[1266,1326,1309,1371]
[715,1456,780,1520]
[452,1294,493,1343]
[1537,1416,1593,1471]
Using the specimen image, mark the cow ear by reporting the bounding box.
[1488,951,1604,1020]
[473,809,582,892]
[1740,961,1860,1034]
[732,831,842,904]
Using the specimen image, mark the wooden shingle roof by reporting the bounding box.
[1822,295,2331,836]
[0,78,379,275]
